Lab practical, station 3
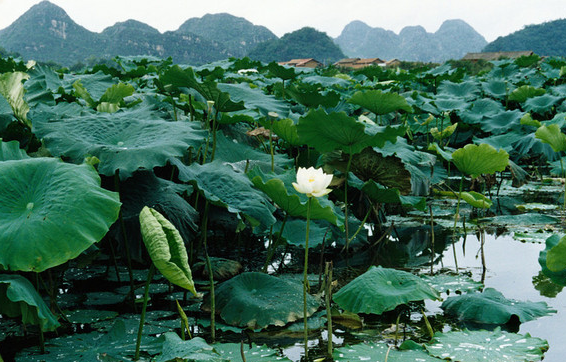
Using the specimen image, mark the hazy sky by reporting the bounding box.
[1,0,565,42]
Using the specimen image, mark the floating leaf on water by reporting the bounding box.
[334,341,441,362]
[202,272,320,329]
[214,342,293,362]
[64,309,119,324]
[155,334,227,362]
[425,328,549,362]
[441,287,556,324]
[333,266,440,315]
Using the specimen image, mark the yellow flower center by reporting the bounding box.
[308,178,315,183]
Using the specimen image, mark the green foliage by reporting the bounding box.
[451,143,509,178]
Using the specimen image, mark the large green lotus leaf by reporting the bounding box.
[33,107,206,180]
[139,206,197,295]
[420,274,483,294]
[270,117,301,146]
[481,79,509,99]
[249,168,344,228]
[433,96,470,113]
[0,274,60,331]
[441,287,555,324]
[425,328,549,362]
[214,342,293,362]
[451,143,509,178]
[0,139,28,161]
[160,65,245,113]
[524,94,562,114]
[218,82,290,117]
[115,171,198,262]
[0,71,30,127]
[0,158,121,272]
[333,266,440,315]
[334,341,442,362]
[172,159,276,229]
[545,234,566,273]
[212,131,293,173]
[267,61,297,80]
[62,71,116,100]
[155,334,227,362]
[297,108,405,154]
[508,85,546,103]
[478,109,523,135]
[438,80,480,100]
[460,191,493,209]
[349,147,412,194]
[285,83,340,108]
[535,124,566,152]
[361,180,426,211]
[539,234,566,285]
[348,89,413,115]
[202,272,320,329]
[0,94,16,131]
[460,98,505,125]
[273,218,329,248]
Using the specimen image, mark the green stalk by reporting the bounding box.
[35,273,45,354]
[344,151,354,256]
[451,175,464,273]
[325,261,333,359]
[210,110,220,162]
[201,201,215,342]
[561,158,565,211]
[303,197,312,360]
[134,264,155,361]
[263,214,288,273]
[269,124,275,172]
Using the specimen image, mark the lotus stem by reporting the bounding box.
[262,214,288,273]
[201,201,215,342]
[34,273,45,354]
[344,151,354,257]
[134,264,155,361]
[325,261,333,359]
[210,110,219,162]
[176,299,192,340]
[561,158,565,211]
[429,204,435,275]
[269,123,274,172]
[303,197,312,360]
[451,175,464,273]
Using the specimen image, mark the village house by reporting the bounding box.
[334,57,401,69]
[278,58,323,68]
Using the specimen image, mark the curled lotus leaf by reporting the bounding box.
[201,272,320,329]
[139,206,197,296]
[347,89,413,115]
[0,274,60,331]
[333,266,440,315]
[0,158,121,272]
[460,191,493,209]
[451,143,509,178]
[535,124,566,152]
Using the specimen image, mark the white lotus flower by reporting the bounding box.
[292,167,333,198]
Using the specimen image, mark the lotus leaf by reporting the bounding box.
[297,108,405,154]
[334,341,442,362]
[0,71,30,126]
[520,113,542,127]
[0,139,28,160]
[545,234,566,273]
[535,124,566,152]
[160,65,245,113]
[441,287,555,324]
[267,117,300,146]
[460,191,493,209]
[431,122,457,140]
[481,79,508,99]
[361,180,426,211]
[425,328,548,362]
[438,80,480,100]
[451,143,509,178]
[508,85,546,103]
[218,82,290,116]
[214,342,293,362]
[172,159,276,229]
[249,168,343,228]
[155,334,227,362]
[267,61,296,80]
[460,98,505,125]
[433,97,470,113]
[33,107,206,180]
[0,274,60,331]
[202,272,320,329]
[285,83,340,108]
[0,158,121,272]
[420,274,483,294]
[347,90,413,115]
[63,71,116,100]
[333,266,440,315]
[524,94,563,114]
[139,206,197,295]
[273,218,329,248]
[479,109,523,135]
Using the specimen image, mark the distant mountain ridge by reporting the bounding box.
[483,18,566,56]
[0,0,490,66]
[335,19,487,62]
